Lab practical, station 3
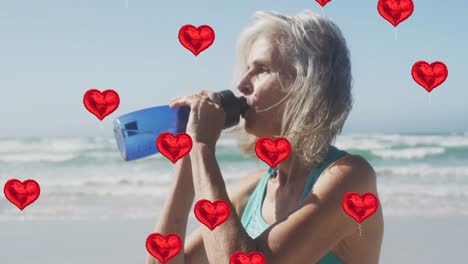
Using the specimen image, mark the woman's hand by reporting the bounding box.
[169,90,225,149]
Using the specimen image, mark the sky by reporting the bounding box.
[0,0,466,137]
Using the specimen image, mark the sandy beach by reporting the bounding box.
[1,214,467,264]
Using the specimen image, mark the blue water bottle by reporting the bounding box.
[113,90,249,161]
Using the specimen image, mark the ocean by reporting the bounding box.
[1,132,468,220]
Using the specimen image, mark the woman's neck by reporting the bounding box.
[274,153,317,186]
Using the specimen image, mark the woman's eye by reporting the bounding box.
[259,66,270,73]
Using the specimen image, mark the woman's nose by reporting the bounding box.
[237,76,253,95]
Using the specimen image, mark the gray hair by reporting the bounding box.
[228,10,353,167]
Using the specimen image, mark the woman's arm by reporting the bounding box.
[184,168,265,263]
[190,143,257,263]
[145,156,194,264]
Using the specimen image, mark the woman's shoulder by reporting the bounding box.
[338,154,376,184]
[327,153,376,181]
[228,169,267,216]
[314,153,377,199]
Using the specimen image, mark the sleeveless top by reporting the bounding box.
[240,145,347,264]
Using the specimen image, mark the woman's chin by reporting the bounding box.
[242,109,274,137]
[244,124,266,138]
[244,122,259,136]
[244,122,254,134]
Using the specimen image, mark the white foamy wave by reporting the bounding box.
[0,137,113,153]
[372,147,446,159]
[335,136,392,150]
[85,151,121,160]
[29,165,255,189]
[217,137,238,148]
[379,184,468,198]
[370,134,468,148]
[376,164,468,183]
[0,152,77,163]
[35,168,173,186]
[336,134,468,151]
[45,184,171,198]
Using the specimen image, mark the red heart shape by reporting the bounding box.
[316,0,332,7]
[255,137,291,168]
[178,24,215,56]
[4,179,41,210]
[342,192,379,224]
[377,0,414,27]
[83,89,120,121]
[411,61,448,93]
[145,233,182,264]
[194,199,231,231]
[156,132,193,163]
[230,251,266,264]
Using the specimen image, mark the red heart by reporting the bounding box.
[342,192,379,224]
[83,89,120,121]
[316,0,332,7]
[178,24,215,56]
[411,61,448,93]
[377,0,414,27]
[194,199,231,231]
[145,233,182,264]
[4,179,41,210]
[230,251,266,264]
[156,132,193,163]
[255,137,291,168]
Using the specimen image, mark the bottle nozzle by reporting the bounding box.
[216,90,250,129]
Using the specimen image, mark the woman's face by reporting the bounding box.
[237,35,290,137]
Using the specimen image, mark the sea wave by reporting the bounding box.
[0,137,113,152]
[371,147,446,159]
[0,136,241,164]
[378,164,468,175]
[2,152,76,163]
[374,134,468,147]
[337,134,468,149]
[2,135,468,164]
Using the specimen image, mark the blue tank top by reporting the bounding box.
[240,145,347,264]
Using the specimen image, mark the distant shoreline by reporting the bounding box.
[1,130,468,139]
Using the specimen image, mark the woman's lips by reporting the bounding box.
[241,99,253,118]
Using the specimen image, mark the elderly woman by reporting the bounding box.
[146,10,383,264]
